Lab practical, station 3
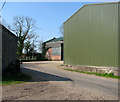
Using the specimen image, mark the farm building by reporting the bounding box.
[64,2,120,68]
[44,37,63,61]
[0,24,18,71]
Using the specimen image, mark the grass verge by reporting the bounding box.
[64,68,120,79]
[2,73,31,85]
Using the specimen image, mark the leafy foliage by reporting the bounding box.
[42,42,49,59]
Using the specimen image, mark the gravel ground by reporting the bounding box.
[2,61,118,100]
[2,81,117,100]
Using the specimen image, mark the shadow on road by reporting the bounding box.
[22,67,72,82]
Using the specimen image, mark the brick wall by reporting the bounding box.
[45,48,61,61]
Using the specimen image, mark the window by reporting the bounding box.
[52,47,61,55]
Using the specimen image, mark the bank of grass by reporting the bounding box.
[64,68,120,79]
[2,73,31,85]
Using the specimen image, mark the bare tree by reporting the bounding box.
[38,40,43,53]
[24,41,31,56]
[59,24,64,36]
[8,16,38,57]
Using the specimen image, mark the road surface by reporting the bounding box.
[3,61,118,100]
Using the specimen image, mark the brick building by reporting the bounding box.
[44,37,63,61]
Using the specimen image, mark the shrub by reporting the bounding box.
[5,59,20,74]
[15,59,20,73]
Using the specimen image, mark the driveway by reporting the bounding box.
[2,61,118,100]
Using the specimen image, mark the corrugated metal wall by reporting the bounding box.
[118,3,120,68]
[2,26,17,71]
[64,2,119,67]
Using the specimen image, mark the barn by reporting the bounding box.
[44,37,63,61]
[0,24,18,71]
[64,2,120,68]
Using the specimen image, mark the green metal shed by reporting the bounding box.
[64,2,120,68]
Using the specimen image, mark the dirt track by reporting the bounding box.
[2,61,118,100]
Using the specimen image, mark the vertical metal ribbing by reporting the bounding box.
[118,2,120,101]
[118,2,120,69]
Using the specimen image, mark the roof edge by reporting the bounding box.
[63,2,119,24]
[1,24,17,40]
[45,37,63,43]
[43,37,56,43]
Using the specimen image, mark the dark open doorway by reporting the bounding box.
[61,43,63,61]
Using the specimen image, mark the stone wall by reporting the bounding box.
[65,65,118,76]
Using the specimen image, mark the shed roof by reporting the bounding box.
[44,37,63,44]
[1,24,17,40]
[44,37,56,44]
[49,37,63,43]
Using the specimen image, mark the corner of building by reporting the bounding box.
[118,2,120,68]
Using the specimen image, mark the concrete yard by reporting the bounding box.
[2,61,118,100]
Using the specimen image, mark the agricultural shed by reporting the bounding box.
[0,24,18,71]
[64,2,120,68]
[44,37,63,61]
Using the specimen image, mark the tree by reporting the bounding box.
[42,42,49,59]
[24,38,38,57]
[30,39,37,57]
[59,24,64,36]
[8,16,37,58]
[38,40,43,53]
[24,41,31,56]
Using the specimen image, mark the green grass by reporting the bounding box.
[2,73,31,85]
[64,68,120,79]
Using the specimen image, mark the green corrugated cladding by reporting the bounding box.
[118,3,120,68]
[64,2,119,67]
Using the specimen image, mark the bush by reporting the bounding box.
[36,53,43,60]
[15,59,20,73]
[36,53,48,61]
[5,59,20,74]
